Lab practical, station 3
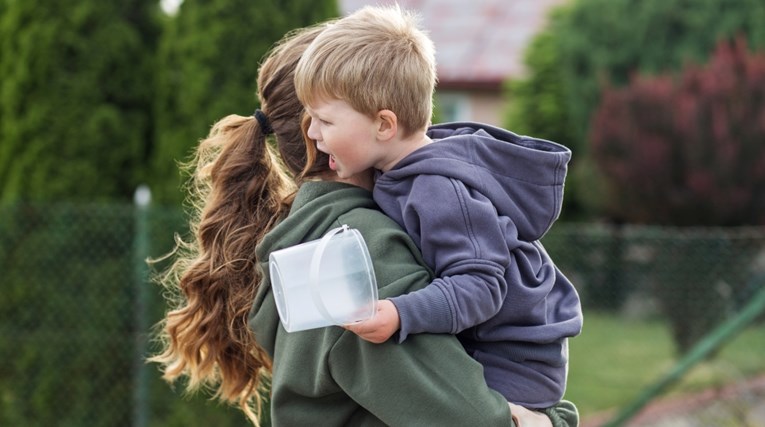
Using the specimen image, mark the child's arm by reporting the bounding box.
[388,175,512,341]
[344,299,400,343]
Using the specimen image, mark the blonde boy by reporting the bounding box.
[295,4,582,412]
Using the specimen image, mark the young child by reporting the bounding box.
[294,5,583,410]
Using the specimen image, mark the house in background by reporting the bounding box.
[340,0,569,126]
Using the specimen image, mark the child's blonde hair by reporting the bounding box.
[295,4,437,137]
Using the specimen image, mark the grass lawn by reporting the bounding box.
[565,311,765,418]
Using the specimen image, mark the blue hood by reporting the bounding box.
[381,122,571,241]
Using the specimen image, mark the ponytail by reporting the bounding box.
[150,22,332,426]
[151,115,292,424]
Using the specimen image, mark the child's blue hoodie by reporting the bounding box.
[373,122,583,408]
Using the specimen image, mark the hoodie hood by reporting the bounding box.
[379,122,571,240]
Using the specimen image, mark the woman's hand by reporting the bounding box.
[344,299,400,343]
[508,403,552,427]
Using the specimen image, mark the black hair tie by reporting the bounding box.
[253,109,273,135]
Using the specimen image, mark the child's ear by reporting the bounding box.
[376,110,397,140]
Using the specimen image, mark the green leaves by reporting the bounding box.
[505,0,765,223]
[0,0,338,205]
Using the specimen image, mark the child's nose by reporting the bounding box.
[306,118,320,141]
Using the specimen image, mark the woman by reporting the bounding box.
[150,21,578,427]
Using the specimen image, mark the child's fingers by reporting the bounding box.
[344,319,373,336]
[344,320,389,343]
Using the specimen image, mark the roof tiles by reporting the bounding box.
[340,0,569,87]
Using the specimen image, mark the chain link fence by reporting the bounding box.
[544,224,765,353]
[1,202,764,426]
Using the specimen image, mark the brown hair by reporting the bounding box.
[294,4,437,137]
[149,22,332,425]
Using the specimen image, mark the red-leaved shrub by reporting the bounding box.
[591,37,765,226]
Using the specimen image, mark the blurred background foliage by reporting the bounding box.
[505,0,765,224]
[0,0,337,205]
[2,0,763,220]
[151,0,337,203]
[0,0,160,202]
[1,0,765,425]
[0,0,337,425]
[590,38,765,227]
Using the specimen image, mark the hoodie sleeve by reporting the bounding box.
[389,174,511,340]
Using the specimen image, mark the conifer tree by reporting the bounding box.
[151,0,337,204]
[0,0,160,202]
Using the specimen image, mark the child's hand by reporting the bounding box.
[344,299,400,344]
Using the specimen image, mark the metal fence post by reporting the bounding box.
[605,274,765,426]
[133,185,151,427]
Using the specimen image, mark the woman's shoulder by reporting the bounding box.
[337,204,398,231]
[336,205,414,256]
[337,206,433,297]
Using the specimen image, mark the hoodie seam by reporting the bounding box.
[391,152,565,187]
[547,153,566,232]
[449,177,481,259]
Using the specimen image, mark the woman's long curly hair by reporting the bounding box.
[149,22,332,425]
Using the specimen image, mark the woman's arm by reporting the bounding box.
[329,212,514,425]
[331,327,513,426]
